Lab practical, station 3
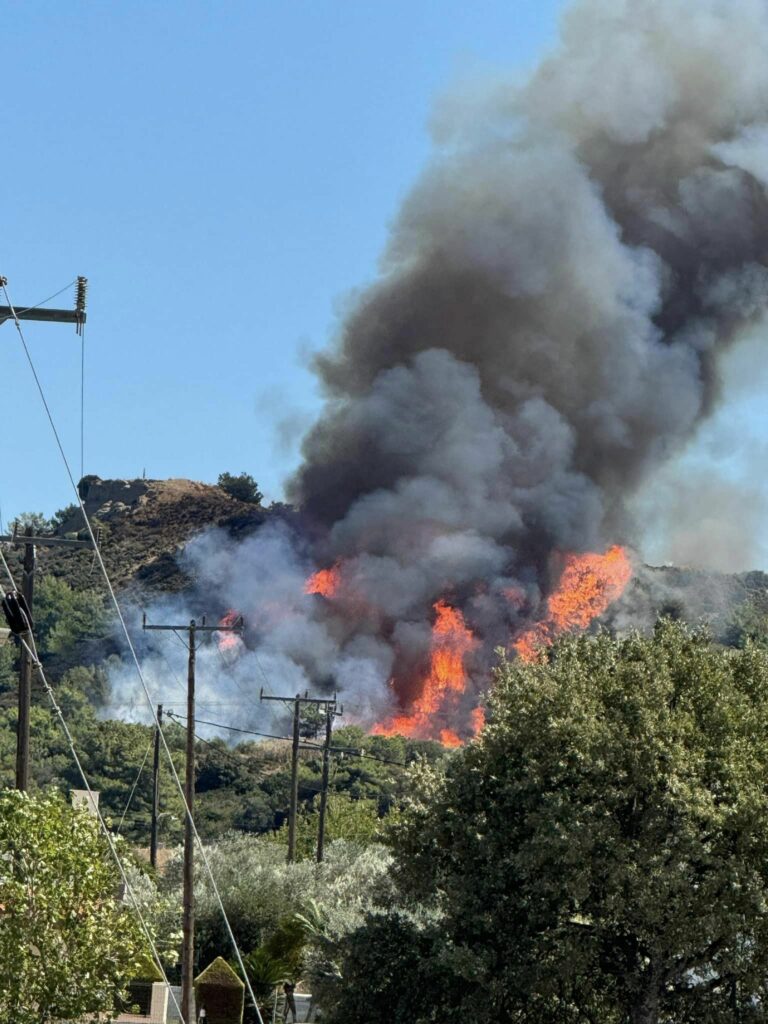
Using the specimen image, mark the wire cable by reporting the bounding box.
[2,281,265,1024]
[165,711,409,767]
[0,559,181,1016]
[0,278,77,323]
[116,737,153,835]
[0,570,184,1022]
[0,545,17,591]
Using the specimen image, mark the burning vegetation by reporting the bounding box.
[168,0,768,747]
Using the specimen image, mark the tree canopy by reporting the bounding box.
[0,791,145,1023]
[328,621,768,1024]
[217,472,263,505]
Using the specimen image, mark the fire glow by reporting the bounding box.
[513,546,632,662]
[373,600,480,746]
[304,565,342,599]
[304,547,632,746]
[216,609,242,653]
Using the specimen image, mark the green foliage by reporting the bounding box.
[0,641,16,697]
[217,472,263,505]
[51,503,80,530]
[318,911,457,1024]
[122,861,182,968]
[726,590,768,648]
[362,621,768,1024]
[34,575,108,663]
[9,511,54,535]
[158,833,391,971]
[269,793,382,860]
[239,947,290,1008]
[131,949,164,981]
[196,956,245,1024]
[0,790,144,1023]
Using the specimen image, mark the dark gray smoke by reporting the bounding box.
[114,0,768,737]
[277,0,768,726]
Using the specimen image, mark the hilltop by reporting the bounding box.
[7,474,766,643]
[7,475,290,599]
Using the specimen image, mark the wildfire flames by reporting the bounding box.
[305,565,342,599]
[373,600,481,746]
[303,546,632,746]
[513,546,633,662]
[216,609,243,652]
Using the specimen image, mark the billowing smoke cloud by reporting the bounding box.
[114,0,768,734]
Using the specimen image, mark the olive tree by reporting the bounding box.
[0,791,144,1023]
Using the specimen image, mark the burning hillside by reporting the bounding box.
[131,0,768,744]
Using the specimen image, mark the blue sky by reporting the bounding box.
[5,0,767,574]
[1,0,565,523]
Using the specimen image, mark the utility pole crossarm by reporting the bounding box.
[0,306,84,325]
[0,535,95,549]
[260,688,337,705]
[0,276,88,334]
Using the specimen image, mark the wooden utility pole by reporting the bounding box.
[17,529,34,792]
[316,704,336,863]
[150,703,163,870]
[0,528,95,790]
[260,689,340,863]
[143,614,243,1024]
[288,695,301,861]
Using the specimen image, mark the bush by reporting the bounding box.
[195,956,245,1024]
[217,472,263,505]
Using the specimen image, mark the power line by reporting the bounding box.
[165,710,409,767]
[0,571,184,1022]
[116,738,153,835]
[2,280,265,1024]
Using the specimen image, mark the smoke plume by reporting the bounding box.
[116,0,768,733]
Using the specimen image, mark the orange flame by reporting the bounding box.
[217,609,242,652]
[513,545,632,662]
[305,564,341,599]
[373,600,481,745]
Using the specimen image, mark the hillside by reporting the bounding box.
[7,475,766,641]
[5,475,285,598]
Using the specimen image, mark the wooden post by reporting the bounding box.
[141,613,242,1024]
[259,690,341,864]
[15,528,35,791]
[316,705,334,863]
[288,695,301,864]
[182,621,196,1024]
[150,703,163,870]
[0,529,95,792]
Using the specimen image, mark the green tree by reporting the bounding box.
[366,622,768,1024]
[0,790,145,1023]
[34,575,108,663]
[217,472,263,505]
[269,793,382,860]
[8,511,54,535]
[726,590,768,648]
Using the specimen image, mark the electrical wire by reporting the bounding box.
[0,546,17,591]
[165,710,409,767]
[1,281,266,1024]
[0,278,77,322]
[116,737,153,835]
[166,710,293,743]
[18,638,186,1024]
[0,567,184,1022]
